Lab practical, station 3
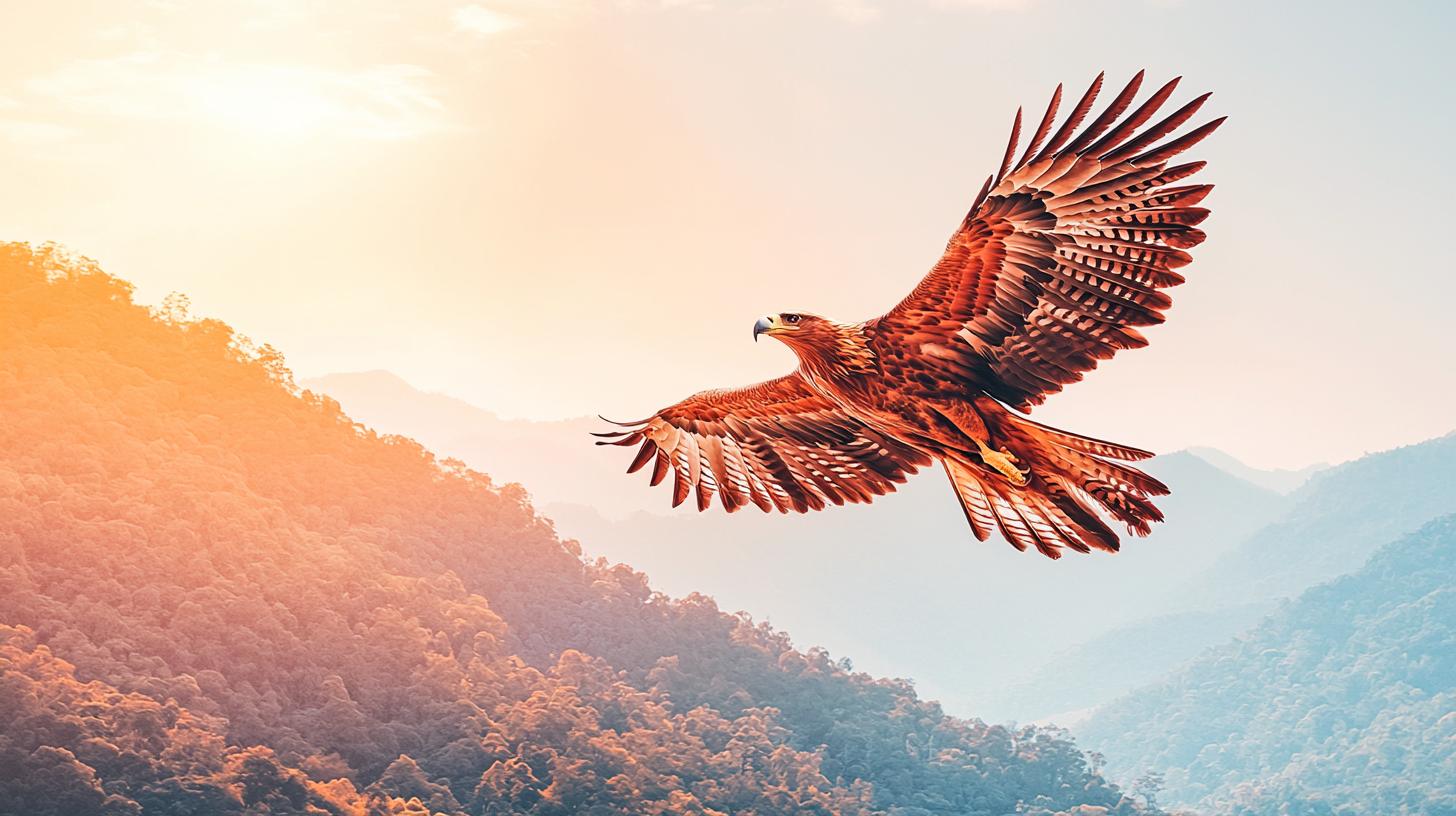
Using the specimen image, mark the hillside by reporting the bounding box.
[0,242,1153,815]
[1079,515,1456,814]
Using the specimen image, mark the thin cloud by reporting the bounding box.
[452,4,524,35]
[20,53,448,141]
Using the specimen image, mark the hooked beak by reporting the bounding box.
[753,315,774,342]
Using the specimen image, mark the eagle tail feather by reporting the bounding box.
[963,400,1166,556]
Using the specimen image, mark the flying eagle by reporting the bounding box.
[595,72,1224,558]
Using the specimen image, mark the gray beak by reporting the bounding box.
[753,315,773,342]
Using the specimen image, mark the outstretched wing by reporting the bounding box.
[595,374,930,513]
[868,71,1224,410]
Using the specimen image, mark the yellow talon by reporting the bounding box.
[978,444,1030,486]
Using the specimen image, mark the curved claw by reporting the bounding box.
[981,446,1031,486]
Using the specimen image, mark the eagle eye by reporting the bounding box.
[783,313,801,325]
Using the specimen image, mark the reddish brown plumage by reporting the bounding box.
[596,73,1223,558]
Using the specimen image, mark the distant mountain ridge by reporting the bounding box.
[1185,446,1327,494]
[1168,432,1456,613]
[1079,515,1456,814]
[303,370,660,518]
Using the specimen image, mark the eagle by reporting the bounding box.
[595,72,1224,558]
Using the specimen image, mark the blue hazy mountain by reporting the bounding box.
[1078,515,1456,814]
[1167,432,1456,614]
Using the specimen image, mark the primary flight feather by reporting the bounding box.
[595,72,1224,558]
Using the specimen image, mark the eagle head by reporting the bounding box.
[753,312,876,375]
[752,312,830,344]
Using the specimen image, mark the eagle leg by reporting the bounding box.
[973,437,1030,486]
[931,401,1032,486]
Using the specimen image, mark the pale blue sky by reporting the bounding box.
[2,0,1453,468]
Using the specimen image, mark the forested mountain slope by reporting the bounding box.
[1080,515,1456,814]
[0,241,1149,815]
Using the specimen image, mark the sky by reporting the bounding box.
[3,0,1454,470]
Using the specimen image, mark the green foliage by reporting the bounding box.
[1080,516,1456,815]
[0,242,1148,815]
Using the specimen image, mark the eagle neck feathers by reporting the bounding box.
[797,321,877,385]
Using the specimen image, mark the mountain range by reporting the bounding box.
[6,242,1451,815]
[1165,432,1456,614]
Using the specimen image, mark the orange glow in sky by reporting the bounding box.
[3,1,1453,469]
